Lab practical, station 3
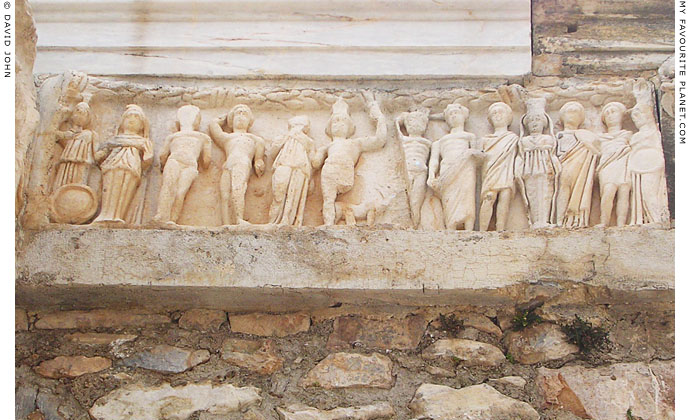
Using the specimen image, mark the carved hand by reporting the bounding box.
[254,159,265,177]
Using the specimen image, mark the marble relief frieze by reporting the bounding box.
[20,72,670,231]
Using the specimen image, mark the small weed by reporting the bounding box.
[627,408,634,420]
[512,308,542,331]
[561,315,609,354]
[438,313,464,337]
[505,352,516,364]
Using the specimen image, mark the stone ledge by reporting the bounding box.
[16,227,673,310]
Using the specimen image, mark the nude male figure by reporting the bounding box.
[209,104,266,225]
[154,105,212,224]
[395,108,431,228]
[315,96,387,226]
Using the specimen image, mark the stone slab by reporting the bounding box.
[16,227,674,310]
[31,0,531,77]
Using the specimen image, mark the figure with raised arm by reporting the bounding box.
[395,108,431,228]
[315,95,387,226]
[478,102,519,231]
[427,104,484,231]
[153,105,212,224]
[555,101,600,228]
[209,104,266,225]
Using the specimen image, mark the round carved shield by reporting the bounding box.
[50,184,98,224]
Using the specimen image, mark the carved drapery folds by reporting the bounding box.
[20,73,670,231]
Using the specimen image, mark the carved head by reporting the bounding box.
[176,105,202,131]
[443,104,469,129]
[117,104,149,138]
[521,98,550,136]
[71,102,92,128]
[631,103,655,129]
[288,115,310,134]
[403,108,430,136]
[487,102,513,128]
[326,98,355,138]
[559,101,585,129]
[601,102,627,129]
[227,104,254,132]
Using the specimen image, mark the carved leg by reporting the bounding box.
[115,171,139,222]
[171,166,198,223]
[321,182,337,226]
[495,189,513,231]
[598,183,617,227]
[556,183,571,227]
[219,169,232,225]
[269,166,291,224]
[408,171,427,228]
[479,191,497,231]
[154,160,181,223]
[616,184,631,226]
[230,163,251,224]
[96,170,117,221]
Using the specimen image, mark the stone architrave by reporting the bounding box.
[93,104,153,225]
[516,97,560,229]
[555,101,601,228]
[478,102,519,231]
[427,104,484,231]
[597,102,633,227]
[628,80,668,226]
[315,95,387,226]
[209,104,266,225]
[50,101,99,224]
[269,115,318,226]
[153,105,212,225]
[395,108,431,228]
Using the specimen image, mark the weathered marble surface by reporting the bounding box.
[31,0,531,77]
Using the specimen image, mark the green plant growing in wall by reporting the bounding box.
[511,307,542,331]
[561,315,609,354]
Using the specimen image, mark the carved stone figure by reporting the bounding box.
[427,104,483,231]
[94,104,153,225]
[209,104,266,225]
[478,102,519,231]
[269,115,317,226]
[395,108,431,228]
[596,102,632,227]
[516,98,560,229]
[153,105,212,225]
[316,97,387,226]
[628,81,667,225]
[335,192,394,226]
[50,101,99,224]
[555,102,600,228]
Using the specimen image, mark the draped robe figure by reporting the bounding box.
[516,99,561,229]
[94,104,153,224]
[628,104,666,225]
[555,102,600,228]
[479,102,518,231]
[596,102,632,227]
[427,104,484,231]
[269,115,317,226]
[53,102,97,191]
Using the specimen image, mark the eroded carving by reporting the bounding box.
[517,98,560,229]
[597,102,632,227]
[209,104,266,225]
[629,80,667,226]
[50,101,99,224]
[427,104,483,231]
[153,105,212,225]
[269,115,317,226]
[317,96,387,226]
[396,108,431,228]
[94,104,153,225]
[555,102,600,228]
[478,102,519,231]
